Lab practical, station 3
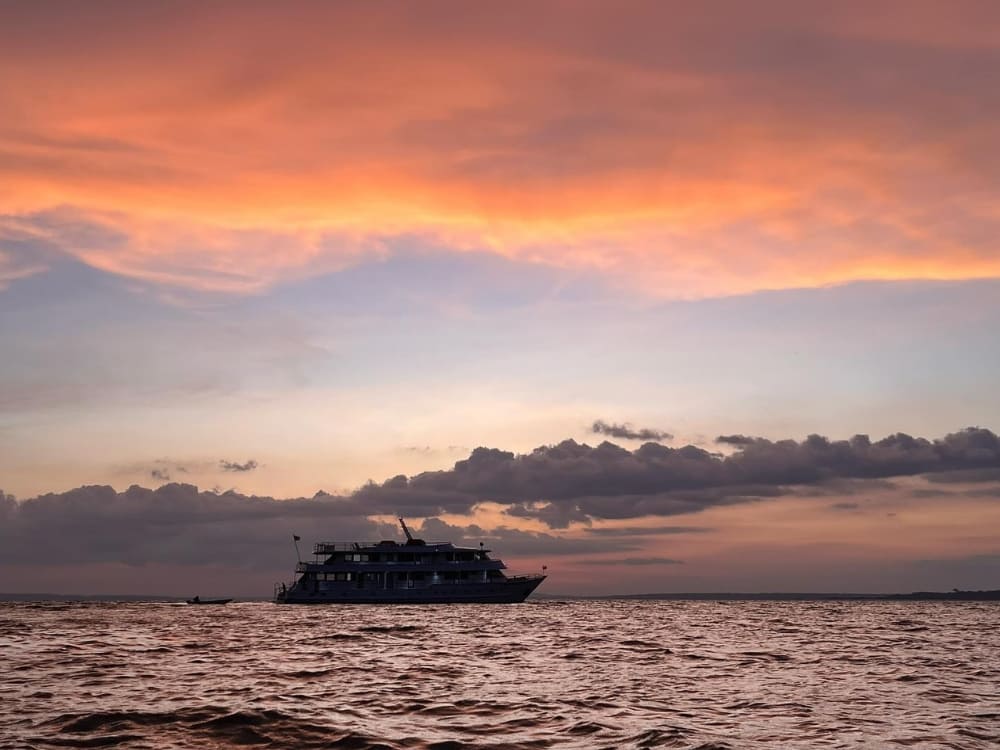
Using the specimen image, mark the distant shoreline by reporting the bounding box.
[582,590,1000,602]
[2,590,998,602]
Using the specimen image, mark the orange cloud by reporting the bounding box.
[2,2,998,296]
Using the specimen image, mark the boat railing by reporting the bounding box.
[296,560,504,573]
[312,540,456,554]
[313,542,382,553]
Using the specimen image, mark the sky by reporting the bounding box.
[1,1,999,596]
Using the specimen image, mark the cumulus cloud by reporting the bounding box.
[0,490,16,520]
[220,459,258,472]
[592,420,672,442]
[2,428,998,577]
[0,484,380,572]
[355,427,1000,526]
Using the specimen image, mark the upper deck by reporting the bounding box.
[299,539,505,573]
[295,519,508,573]
[312,540,489,555]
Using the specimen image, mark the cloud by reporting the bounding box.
[592,420,672,442]
[577,557,685,566]
[0,486,629,578]
[3,427,995,549]
[146,460,190,484]
[0,490,16,520]
[963,486,1000,498]
[2,427,1000,593]
[2,4,999,297]
[414,517,637,557]
[583,525,712,536]
[797,478,897,497]
[715,435,757,447]
[0,483,380,572]
[350,427,1000,526]
[220,459,258,473]
[923,468,1000,484]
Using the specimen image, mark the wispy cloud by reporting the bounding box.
[829,502,861,511]
[583,525,711,537]
[716,434,757,447]
[578,557,685,566]
[592,420,672,442]
[220,459,258,473]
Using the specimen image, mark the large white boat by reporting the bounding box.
[274,519,546,604]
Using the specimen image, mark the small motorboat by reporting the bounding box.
[186,597,232,605]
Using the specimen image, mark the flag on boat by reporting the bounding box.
[293,535,301,541]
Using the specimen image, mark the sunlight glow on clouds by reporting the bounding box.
[2,2,1000,595]
[2,2,999,297]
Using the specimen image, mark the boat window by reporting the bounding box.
[345,553,369,562]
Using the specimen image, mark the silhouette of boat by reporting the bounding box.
[186,597,232,605]
[275,518,546,604]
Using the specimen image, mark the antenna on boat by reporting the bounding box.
[398,517,426,545]
[398,517,414,542]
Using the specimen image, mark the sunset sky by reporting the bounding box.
[2,1,999,595]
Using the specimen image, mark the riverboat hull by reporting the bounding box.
[276,575,545,604]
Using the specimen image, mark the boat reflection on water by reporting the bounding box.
[275,518,546,604]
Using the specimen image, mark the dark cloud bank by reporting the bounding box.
[1,428,999,579]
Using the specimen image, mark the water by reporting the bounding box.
[2,600,998,749]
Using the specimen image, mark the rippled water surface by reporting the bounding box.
[2,600,999,749]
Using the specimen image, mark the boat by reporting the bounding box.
[186,597,232,605]
[274,518,546,604]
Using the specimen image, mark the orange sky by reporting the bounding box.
[3,1,999,296]
[2,2,999,595]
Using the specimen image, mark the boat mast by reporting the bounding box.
[398,517,414,542]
